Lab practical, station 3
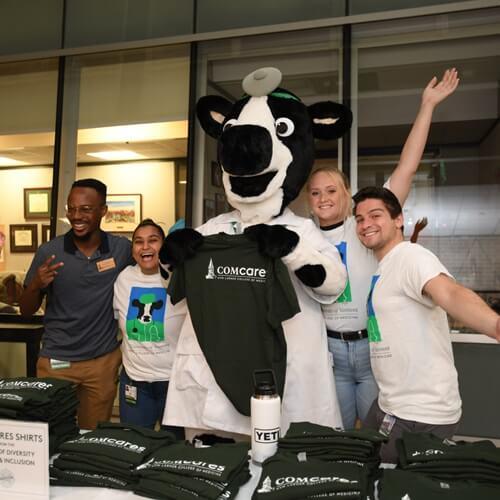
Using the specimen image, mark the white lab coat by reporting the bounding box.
[163,208,345,435]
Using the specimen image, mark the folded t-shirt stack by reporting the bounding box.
[134,440,251,499]
[50,422,175,490]
[378,469,500,500]
[396,431,500,485]
[252,452,367,499]
[0,377,79,455]
[278,421,386,474]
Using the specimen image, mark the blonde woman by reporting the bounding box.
[307,68,459,428]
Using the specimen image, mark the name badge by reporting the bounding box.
[125,384,137,405]
[379,413,396,437]
[97,257,116,272]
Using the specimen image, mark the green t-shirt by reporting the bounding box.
[168,233,300,416]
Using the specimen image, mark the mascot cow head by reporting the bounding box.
[196,67,352,224]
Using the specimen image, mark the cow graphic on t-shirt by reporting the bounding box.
[126,287,167,342]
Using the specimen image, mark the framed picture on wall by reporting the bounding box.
[10,224,38,253]
[101,194,142,233]
[24,187,52,220]
[41,224,51,244]
[0,224,6,269]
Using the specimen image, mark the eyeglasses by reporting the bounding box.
[65,205,101,215]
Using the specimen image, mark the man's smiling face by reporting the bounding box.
[66,187,106,241]
[355,198,403,258]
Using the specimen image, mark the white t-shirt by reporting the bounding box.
[368,242,461,425]
[113,265,184,382]
[321,216,378,331]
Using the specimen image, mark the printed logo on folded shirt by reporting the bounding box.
[205,258,267,283]
[66,436,146,453]
[256,474,359,493]
[0,393,23,402]
[0,380,53,390]
[410,449,444,457]
[367,275,381,342]
[335,241,352,303]
[137,458,226,477]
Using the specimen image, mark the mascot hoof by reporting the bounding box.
[295,264,326,287]
[159,228,203,267]
[245,224,299,258]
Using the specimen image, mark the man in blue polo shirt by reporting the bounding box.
[20,178,132,429]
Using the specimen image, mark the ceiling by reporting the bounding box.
[0,121,188,167]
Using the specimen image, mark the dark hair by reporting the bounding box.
[132,218,165,240]
[71,178,107,203]
[353,186,402,219]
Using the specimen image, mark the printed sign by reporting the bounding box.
[0,419,49,500]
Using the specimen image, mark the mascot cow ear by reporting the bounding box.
[308,101,353,141]
[196,95,234,139]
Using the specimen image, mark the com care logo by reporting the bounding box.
[257,474,359,493]
[205,258,267,283]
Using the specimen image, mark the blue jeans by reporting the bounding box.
[119,369,184,439]
[328,337,379,429]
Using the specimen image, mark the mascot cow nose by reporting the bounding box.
[220,124,272,175]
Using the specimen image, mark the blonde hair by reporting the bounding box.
[307,166,353,220]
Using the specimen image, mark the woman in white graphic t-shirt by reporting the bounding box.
[113,219,185,437]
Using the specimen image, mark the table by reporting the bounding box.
[0,314,43,377]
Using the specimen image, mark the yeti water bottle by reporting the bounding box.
[251,369,281,464]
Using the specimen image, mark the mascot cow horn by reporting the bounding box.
[160,67,352,437]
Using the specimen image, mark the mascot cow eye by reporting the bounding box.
[275,117,294,137]
[223,118,237,131]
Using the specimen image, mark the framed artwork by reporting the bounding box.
[203,198,215,221]
[0,224,6,270]
[215,192,227,215]
[24,187,52,220]
[211,161,223,188]
[41,224,51,244]
[102,194,142,232]
[10,224,38,253]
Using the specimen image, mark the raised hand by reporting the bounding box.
[33,254,64,289]
[414,217,428,233]
[410,217,428,243]
[422,68,459,108]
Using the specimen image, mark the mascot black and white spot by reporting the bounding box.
[160,67,352,437]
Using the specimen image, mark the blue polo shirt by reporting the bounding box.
[25,230,132,361]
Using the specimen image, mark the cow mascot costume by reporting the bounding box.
[160,67,352,438]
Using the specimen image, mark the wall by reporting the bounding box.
[76,160,177,233]
[419,235,500,291]
[0,167,53,272]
